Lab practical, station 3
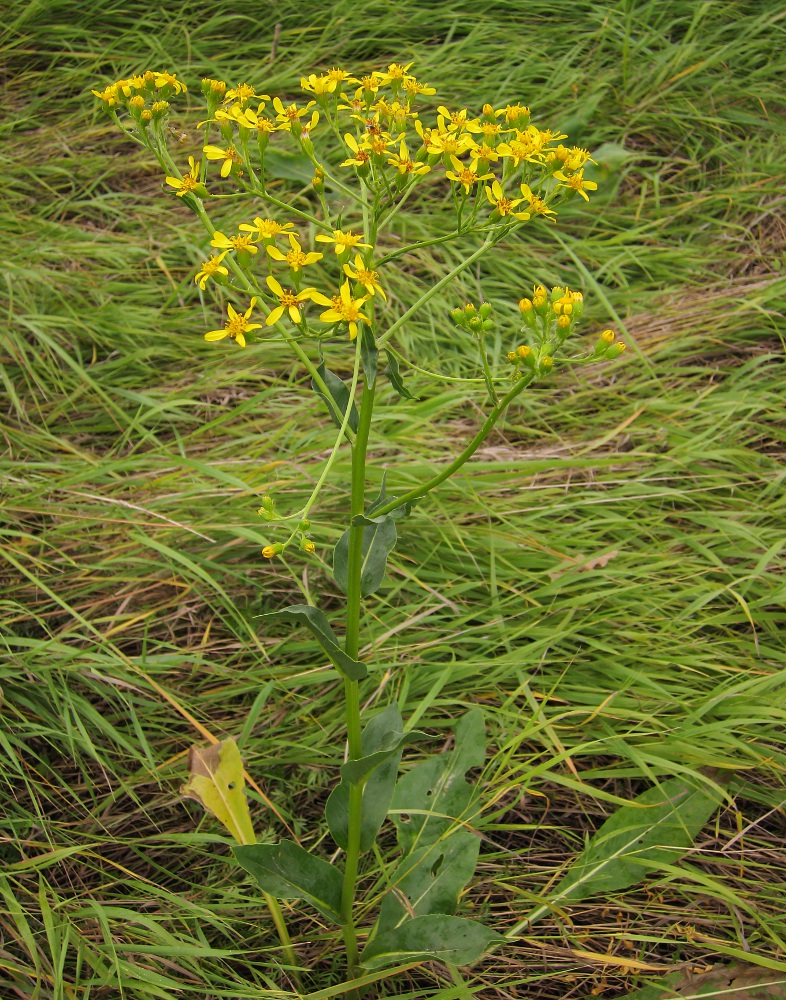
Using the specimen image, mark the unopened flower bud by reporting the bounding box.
[451,308,465,326]
[557,314,571,329]
[312,166,324,190]
[606,342,627,359]
[301,538,316,554]
[516,344,531,360]
[479,302,493,320]
[539,355,554,374]
[507,350,518,363]
[550,286,565,302]
[262,542,284,559]
[299,518,311,531]
[518,297,533,314]
[601,329,615,344]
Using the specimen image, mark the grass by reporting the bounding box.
[1,0,786,997]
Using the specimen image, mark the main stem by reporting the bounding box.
[340,374,376,991]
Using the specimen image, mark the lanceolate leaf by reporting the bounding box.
[326,705,431,853]
[377,830,481,933]
[233,840,344,924]
[390,708,486,854]
[260,604,367,681]
[311,361,359,432]
[333,517,397,597]
[180,738,255,845]
[551,776,723,905]
[384,350,419,400]
[361,914,501,971]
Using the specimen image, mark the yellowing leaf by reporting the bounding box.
[180,738,255,846]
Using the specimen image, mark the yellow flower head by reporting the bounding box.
[387,139,431,177]
[553,168,598,202]
[265,276,316,326]
[339,133,372,169]
[402,75,436,98]
[225,82,266,107]
[327,67,356,86]
[373,62,414,86]
[301,74,337,97]
[315,228,373,255]
[210,230,259,254]
[204,298,261,348]
[272,96,316,130]
[484,179,530,221]
[165,156,206,198]
[266,233,324,272]
[155,71,187,95]
[203,143,243,178]
[436,106,470,132]
[343,254,386,300]
[468,142,501,167]
[92,84,119,106]
[239,217,295,241]
[194,253,229,290]
[519,183,557,219]
[445,155,494,195]
[426,127,475,159]
[310,281,370,340]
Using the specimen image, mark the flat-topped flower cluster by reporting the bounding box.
[93,63,601,350]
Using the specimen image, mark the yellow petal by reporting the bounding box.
[266,246,286,260]
[204,329,229,341]
[266,305,285,326]
[288,305,301,323]
[236,332,246,347]
[266,275,284,297]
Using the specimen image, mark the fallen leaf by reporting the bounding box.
[181,738,255,846]
[548,550,619,582]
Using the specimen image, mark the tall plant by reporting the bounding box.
[94,63,635,993]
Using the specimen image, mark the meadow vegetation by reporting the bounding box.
[1,1,785,997]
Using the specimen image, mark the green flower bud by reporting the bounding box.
[479,302,493,320]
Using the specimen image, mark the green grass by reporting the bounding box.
[2,0,786,997]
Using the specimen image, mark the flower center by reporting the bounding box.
[231,234,255,250]
[456,169,476,185]
[286,250,307,268]
[225,315,248,338]
[180,174,198,192]
[280,291,298,308]
[497,198,512,214]
[357,268,377,284]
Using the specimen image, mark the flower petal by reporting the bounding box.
[266,275,284,297]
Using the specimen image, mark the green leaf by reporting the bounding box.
[391,708,485,854]
[361,915,501,970]
[233,840,344,924]
[351,472,415,525]
[311,361,359,432]
[180,738,255,846]
[326,705,431,853]
[377,830,481,933]
[551,776,723,904]
[384,350,419,400]
[333,517,397,597]
[263,149,315,183]
[360,326,379,389]
[259,604,367,681]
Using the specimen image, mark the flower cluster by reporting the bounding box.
[92,64,603,351]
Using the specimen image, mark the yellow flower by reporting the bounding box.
[340,133,372,169]
[326,67,356,86]
[301,74,337,97]
[265,276,315,326]
[210,230,259,254]
[165,156,206,197]
[343,254,386,300]
[465,118,505,141]
[315,229,373,255]
[445,155,494,195]
[519,183,557,219]
[387,139,430,177]
[202,78,227,97]
[426,127,475,158]
[484,179,530,221]
[272,96,316,130]
[204,299,261,348]
[497,134,537,167]
[92,84,119,106]
[239,217,295,241]
[337,87,366,114]
[437,106,470,132]
[266,233,324,272]
[553,169,598,201]
[468,142,501,167]
[194,253,229,290]
[373,62,414,86]
[224,83,267,107]
[203,143,242,178]
[402,75,436,98]
[155,71,187,94]
[311,281,370,340]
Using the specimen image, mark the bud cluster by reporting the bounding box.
[451,301,494,335]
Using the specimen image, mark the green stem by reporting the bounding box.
[340,374,377,992]
[377,234,501,348]
[371,373,533,518]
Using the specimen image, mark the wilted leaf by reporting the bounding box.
[234,840,344,924]
[260,604,367,681]
[361,914,501,970]
[180,738,255,845]
[552,776,722,904]
[311,361,359,432]
[390,708,486,854]
[377,830,481,933]
[326,705,431,853]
